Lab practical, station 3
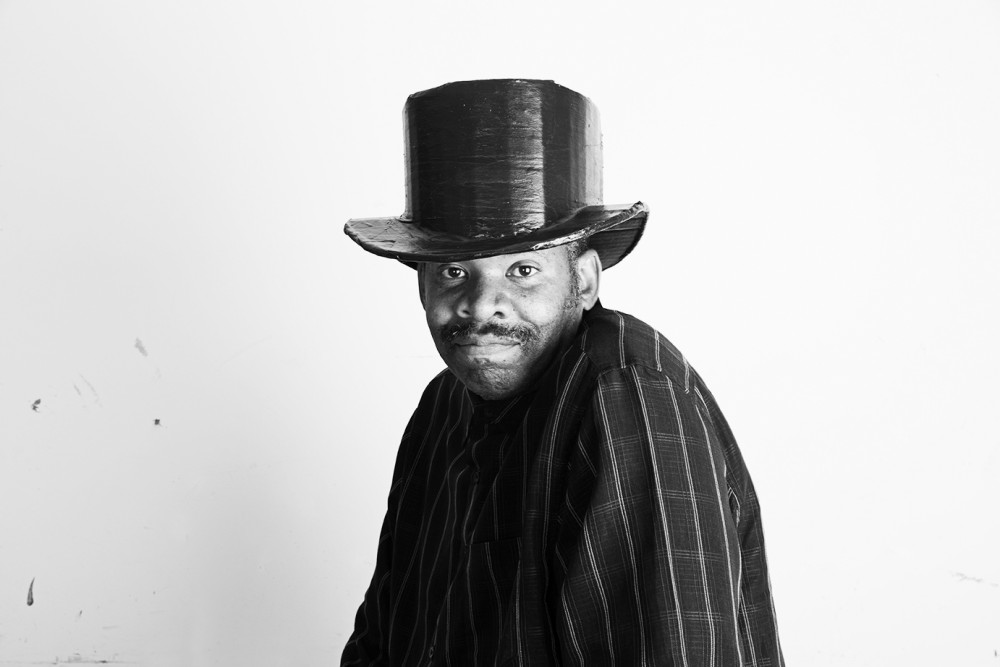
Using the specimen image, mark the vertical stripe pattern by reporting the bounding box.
[342,304,784,666]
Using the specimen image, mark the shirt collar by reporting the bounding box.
[466,390,532,429]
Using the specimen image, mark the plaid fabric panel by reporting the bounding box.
[342,305,784,667]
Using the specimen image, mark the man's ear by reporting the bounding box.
[416,263,427,309]
[577,248,602,311]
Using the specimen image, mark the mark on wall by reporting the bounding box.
[31,398,41,412]
[135,337,163,379]
[154,418,161,426]
[27,577,34,606]
[54,653,117,664]
[79,375,101,406]
[953,571,1000,588]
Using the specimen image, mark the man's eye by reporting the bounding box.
[441,266,466,279]
[513,265,538,278]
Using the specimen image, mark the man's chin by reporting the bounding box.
[450,342,522,366]
[452,365,528,401]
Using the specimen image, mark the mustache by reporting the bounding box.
[438,320,538,345]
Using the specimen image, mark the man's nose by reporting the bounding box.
[457,274,511,321]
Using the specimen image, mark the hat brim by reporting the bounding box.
[345,201,647,270]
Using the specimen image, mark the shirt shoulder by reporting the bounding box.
[577,304,691,386]
[577,305,732,437]
[574,305,754,505]
[405,368,467,435]
[391,369,468,475]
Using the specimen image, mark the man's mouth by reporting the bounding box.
[439,321,537,347]
[451,336,522,360]
[453,335,520,348]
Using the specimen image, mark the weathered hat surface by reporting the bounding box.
[344,79,647,269]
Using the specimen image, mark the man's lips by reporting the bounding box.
[450,336,522,359]
[439,320,537,347]
[453,336,520,348]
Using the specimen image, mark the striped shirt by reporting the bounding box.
[342,303,784,666]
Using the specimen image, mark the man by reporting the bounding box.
[342,79,784,666]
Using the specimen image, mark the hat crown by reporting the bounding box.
[402,79,603,239]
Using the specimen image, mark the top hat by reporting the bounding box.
[344,79,647,269]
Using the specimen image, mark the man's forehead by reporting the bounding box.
[422,246,573,267]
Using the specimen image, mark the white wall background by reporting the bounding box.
[1,1,997,665]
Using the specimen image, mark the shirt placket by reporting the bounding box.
[426,406,493,665]
[427,396,526,665]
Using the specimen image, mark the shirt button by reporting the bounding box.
[473,472,481,484]
[428,645,435,659]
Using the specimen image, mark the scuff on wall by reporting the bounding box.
[953,572,1000,588]
[78,375,101,406]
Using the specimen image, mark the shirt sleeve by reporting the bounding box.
[552,364,780,666]
[340,507,394,666]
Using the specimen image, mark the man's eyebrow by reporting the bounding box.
[506,250,547,261]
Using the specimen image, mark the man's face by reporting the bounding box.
[419,245,600,401]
